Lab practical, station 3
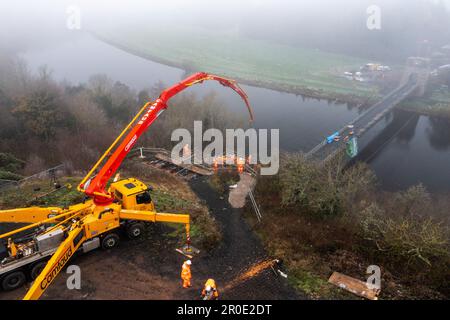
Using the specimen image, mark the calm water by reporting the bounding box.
[367,112,450,192]
[20,33,450,193]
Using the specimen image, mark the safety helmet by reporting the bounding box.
[206,285,212,291]
[186,260,192,265]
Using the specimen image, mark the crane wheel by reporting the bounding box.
[102,233,120,250]
[1,271,26,291]
[30,261,47,280]
[126,223,145,239]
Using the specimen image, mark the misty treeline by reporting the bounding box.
[0,52,240,177]
[253,154,449,297]
[238,0,450,61]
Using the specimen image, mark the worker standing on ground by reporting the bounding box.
[201,278,219,300]
[181,260,192,288]
[237,157,245,174]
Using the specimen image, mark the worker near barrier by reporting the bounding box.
[181,260,192,288]
[201,278,219,300]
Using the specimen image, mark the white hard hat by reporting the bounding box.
[206,285,212,291]
[186,260,192,265]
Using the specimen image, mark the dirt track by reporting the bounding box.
[0,177,300,300]
[188,177,300,300]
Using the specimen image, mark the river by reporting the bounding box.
[20,33,450,193]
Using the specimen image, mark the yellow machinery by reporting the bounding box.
[0,178,190,299]
[0,72,253,299]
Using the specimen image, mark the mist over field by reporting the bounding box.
[1,0,450,60]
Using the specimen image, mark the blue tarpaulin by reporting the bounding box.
[327,132,340,144]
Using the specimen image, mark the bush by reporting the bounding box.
[359,186,450,293]
[393,184,431,217]
[0,169,23,180]
[253,153,450,297]
[279,153,376,217]
[361,209,449,266]
[0,152,25,173]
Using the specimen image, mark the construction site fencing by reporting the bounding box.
[0,164,67,193]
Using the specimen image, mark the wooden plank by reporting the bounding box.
[175,248,193,259]
[328,272,380,300]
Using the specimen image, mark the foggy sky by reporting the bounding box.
[1,0,449,55]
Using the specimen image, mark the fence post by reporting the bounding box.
[139,147,146,159]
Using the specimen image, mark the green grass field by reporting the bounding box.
[431,87,450,104]
[94,24,380,101]
[398,86,450,118]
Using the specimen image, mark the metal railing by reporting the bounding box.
[248,188,262,222]
[0,164,66,192]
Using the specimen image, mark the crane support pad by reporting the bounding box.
[328,272,380,300]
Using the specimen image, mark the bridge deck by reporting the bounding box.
[305,77,419,163]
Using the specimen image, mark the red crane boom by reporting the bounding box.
[79,72,253,205]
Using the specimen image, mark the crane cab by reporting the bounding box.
[109,178,155,212]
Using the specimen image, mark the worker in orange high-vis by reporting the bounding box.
[181,260,192,288]
[201,278,219,300]
[236,157,245,174]
[7,238,17,258]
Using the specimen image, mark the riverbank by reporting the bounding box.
[91,25,380,106]
[397,89,450,119]
[240,156,450,300]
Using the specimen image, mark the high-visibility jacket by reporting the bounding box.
[7,239,17,257]
[181,263,191,280]
[202,278,219,298]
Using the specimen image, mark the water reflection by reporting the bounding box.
[369,110,450,193]
[396,112,419,142]
[426,116,450,151]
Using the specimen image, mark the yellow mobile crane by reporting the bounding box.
[0,72,253,300]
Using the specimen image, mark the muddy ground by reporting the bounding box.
[0,177,301,300]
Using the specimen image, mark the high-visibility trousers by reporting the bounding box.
[182,277,191,288]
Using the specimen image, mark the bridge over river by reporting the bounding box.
[305,60,430,164]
